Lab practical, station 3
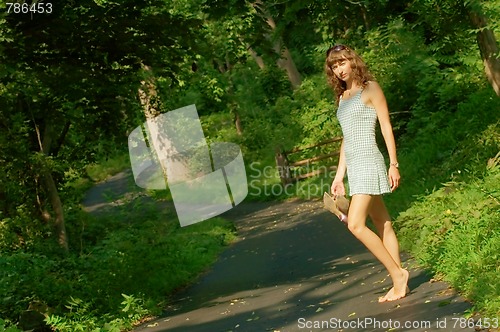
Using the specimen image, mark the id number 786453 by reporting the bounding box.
[6,2,52,14]
[452,317,499,329]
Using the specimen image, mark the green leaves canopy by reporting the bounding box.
[0,0,203,249]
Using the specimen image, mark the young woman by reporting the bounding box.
[325,44,409,302]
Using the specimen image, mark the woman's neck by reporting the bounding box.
[345,80,360,91]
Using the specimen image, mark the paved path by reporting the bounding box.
[130,198,473,332]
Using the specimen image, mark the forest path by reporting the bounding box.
[83,170,473,332]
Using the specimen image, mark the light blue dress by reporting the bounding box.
[337,90,391,196]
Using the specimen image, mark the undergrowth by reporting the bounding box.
[395,159,500,316]
[0,189,236,331]
[389,87,500,317]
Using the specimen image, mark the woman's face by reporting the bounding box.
[331,57,353,82]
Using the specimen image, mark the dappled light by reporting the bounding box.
[0,0,499,330]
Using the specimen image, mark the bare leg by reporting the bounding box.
[369,195,402,268]
[368,195,409,301]
[347,194,408,302]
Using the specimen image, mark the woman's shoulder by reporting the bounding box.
[364,80,382,91]
[361,80,386,107]
[363,80,384,97]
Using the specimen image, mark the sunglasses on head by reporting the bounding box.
[327,44,347,56]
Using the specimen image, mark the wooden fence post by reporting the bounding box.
[275,146,291,185]
[275,137,342,186]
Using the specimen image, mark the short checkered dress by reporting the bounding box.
[337,90,391,196]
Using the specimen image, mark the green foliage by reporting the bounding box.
[388,88,500,211]
[0,196,236,329]
[395,162,500,316]
[362,18,483,138]
[1,0,500,327]
[0,319,21,332]
[0,0,205,251]
[45,294,148,332]
[290,76,341,145]
[85,153,132,184]
[386,81,500,317]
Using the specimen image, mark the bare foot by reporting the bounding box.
[378,269,409,303]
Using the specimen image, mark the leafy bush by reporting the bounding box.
[363,18,484,138]
[388,81,500,318]
[0,319,21,332]
[395,160,500,316]
[45,294,149,332]
[0,196,236,330]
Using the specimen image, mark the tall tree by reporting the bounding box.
[0,0,202,251]
[251,0,302,89]
[204,0,303,89]
[468,2,500,96]
[406,0,500,97]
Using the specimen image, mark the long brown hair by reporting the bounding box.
[325,45,374,104]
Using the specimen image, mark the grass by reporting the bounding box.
[86,153,132,183]
[0,151,238,331]
[385,88,500,318]
[395,161,500,317]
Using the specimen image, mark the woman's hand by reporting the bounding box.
[331,180,345,196]
[388,166,400,192]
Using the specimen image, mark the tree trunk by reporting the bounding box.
[138,65,198,184]
[37,122,69,251]
[234,111,243,135]
[360,5,370,31]
[469,10,500,96]
[253,0,302,89]
[42,171,68,251]
[138,65,161,119]
[247,44,265,69]
[276,46,302,89]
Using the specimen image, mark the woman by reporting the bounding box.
[325,44,409,302]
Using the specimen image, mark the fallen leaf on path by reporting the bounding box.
[230,298,243,304]
[438,300,451,307]
[246,311,260,321]
[373,277,387,284]
[246,316,260,321]
[284,286,300,294]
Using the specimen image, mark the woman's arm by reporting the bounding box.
[364,81,401,191]
[331,139,347,195]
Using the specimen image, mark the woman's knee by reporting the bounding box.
[348,221,365,236]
